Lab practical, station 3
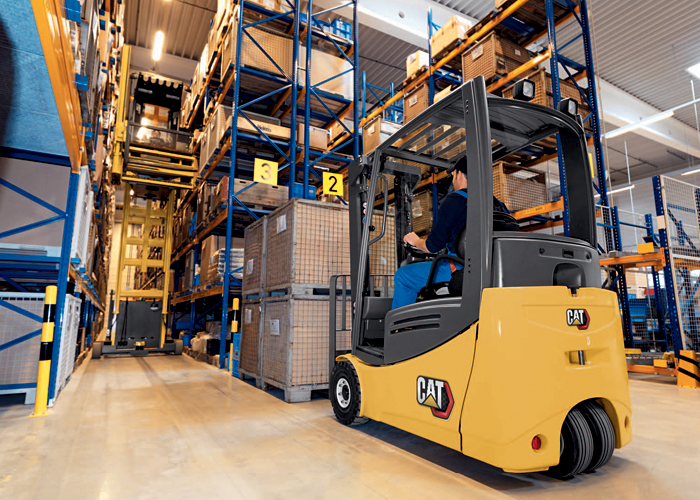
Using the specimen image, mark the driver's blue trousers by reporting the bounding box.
[391,260,455,309]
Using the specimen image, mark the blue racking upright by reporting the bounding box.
[171,0,360,371]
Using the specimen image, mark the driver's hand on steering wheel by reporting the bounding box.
[403,232,420,247]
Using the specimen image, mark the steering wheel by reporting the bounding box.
[402,241,436,259]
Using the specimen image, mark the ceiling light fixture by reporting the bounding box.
[687,63,700,80]
[604,110,674,139]
[152,31,165,61]
[608,184,635,195]
[681,167,700,176]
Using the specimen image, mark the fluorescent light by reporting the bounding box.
[688,63,700,80]
[152,31,164,61]
[608,184,635,195]
[604,110,674,139]
[681,167,700,176]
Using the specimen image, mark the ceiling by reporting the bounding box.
[122,0,700,185]
[124,0,217,60]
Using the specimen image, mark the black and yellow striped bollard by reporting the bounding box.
[31,285,57,417]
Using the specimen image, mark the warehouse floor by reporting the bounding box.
[1,356,698,500]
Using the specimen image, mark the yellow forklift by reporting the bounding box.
[329,76,632,478]
[93,46,196,358]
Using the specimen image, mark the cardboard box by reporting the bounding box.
[462,32,531,83]
[430,15,473,58]
[406,50,430,80]
[200,235,226,283]
[248,0,281,12]
[403,83,430,123]
[234,115,290,141]
[297,124,330,151]
[362,116,402,154]
[329,118,353,143]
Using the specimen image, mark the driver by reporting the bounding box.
[392,157,509,309]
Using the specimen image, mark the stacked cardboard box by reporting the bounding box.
[462,32,533,84]
[430,16,473,61]
[362,116,402,154]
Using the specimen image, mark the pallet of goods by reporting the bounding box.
[492,161,548,212]
[462,32,533,85]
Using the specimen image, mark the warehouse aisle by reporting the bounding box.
[0,357,698,500]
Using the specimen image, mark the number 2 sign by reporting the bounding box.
[323,172,343,197]
[253,158,278,186]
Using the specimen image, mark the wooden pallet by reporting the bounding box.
[402,67,429,88]
[432,40,465,71]
[261,377,328,403]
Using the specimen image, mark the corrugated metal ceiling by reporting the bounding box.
[559,0,700,130]
[124,0,216,61]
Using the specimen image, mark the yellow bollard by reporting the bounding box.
[230,298,240,375]
[31,286,57,417]
[677,350,700,389]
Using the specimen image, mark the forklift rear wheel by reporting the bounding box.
[545,407,594,479]
[92,341,103,359]
[579,400,615,473]
[174,339,183,355]
[330,361,368,426]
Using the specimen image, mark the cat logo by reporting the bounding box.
[416,376,454,420]
[567,309,590,330]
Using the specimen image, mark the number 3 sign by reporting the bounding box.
[254,158,278,186]
[323,172,343,197]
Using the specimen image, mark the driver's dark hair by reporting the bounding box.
[454,157,467,175]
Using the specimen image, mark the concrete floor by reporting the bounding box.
[1,356,698,500]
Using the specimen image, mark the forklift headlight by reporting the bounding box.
[513,79,535,101]
[557,98,578,117]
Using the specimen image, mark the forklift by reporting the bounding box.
[92,46,195,358]
[328,76,632,478]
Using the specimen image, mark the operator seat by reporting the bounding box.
[417,211,519,300]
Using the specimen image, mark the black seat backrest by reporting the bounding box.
[454,211,519,259]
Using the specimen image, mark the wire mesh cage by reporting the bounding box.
[265,199,351,290]
[660,176,700,351]
[54,295,82,401]
[243,217,266,295]
[624,268,668,351]
[0,293,44,390]
[239,300,261,376]
[261,295,352,389]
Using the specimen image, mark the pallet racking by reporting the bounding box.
[170,0,360,371]
[0,0,115,405]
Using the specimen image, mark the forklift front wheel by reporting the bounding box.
[92,341,103,359]
[330,361,368,426]
[174,339,183,356]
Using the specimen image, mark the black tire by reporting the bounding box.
[330,361,368,426]
[92,341,103,359]
[174,339,184,355]
[579,400,615,473]
[546,408,594,479]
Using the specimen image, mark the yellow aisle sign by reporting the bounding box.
[323,172,344,197]
[254,158,278,186]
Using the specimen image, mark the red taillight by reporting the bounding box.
[532,436,542,450]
